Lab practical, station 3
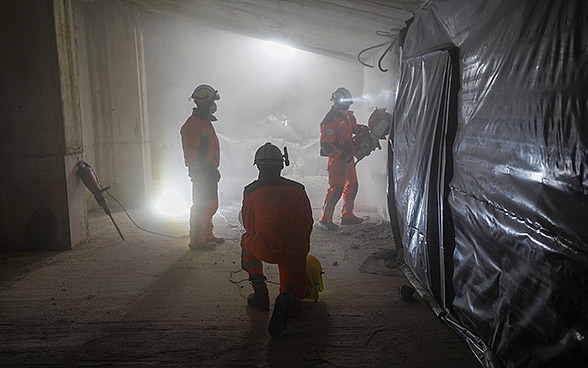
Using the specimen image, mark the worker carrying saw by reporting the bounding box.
[317,87,370,231]
[240,142,315,337]
[180,84,225,250]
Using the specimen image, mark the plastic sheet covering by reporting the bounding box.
[393,50,452,303]
[390,0,588,366]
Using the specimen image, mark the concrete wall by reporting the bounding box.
[0,0,152,251]
[0,0,86,251]
[75,0,152,208]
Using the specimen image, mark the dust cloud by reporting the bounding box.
[141,11,366,209]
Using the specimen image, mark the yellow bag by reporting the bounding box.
[305,254,324,301]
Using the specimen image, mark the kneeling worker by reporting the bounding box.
[240,143,314,337]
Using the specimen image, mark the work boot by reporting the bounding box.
[268,293,295,337]
[317,221,339,231]
[207,235,225,244]
[247,281,269,311]
[188,240,216,251]
[340,215,364,225]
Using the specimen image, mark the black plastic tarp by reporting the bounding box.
[392,49,453,305]
[389,0,588,367]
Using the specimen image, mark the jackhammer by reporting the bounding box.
[77,161,125,241]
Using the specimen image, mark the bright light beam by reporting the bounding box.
[262,41,296,58]
[155,189,189,217]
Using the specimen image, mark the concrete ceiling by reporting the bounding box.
[130,0,423,61]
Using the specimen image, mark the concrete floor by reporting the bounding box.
[0,176,480,367]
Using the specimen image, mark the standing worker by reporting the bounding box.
[318,87,367,231]
[180,84,225,250]
[240,142,314,337]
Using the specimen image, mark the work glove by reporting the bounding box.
[340,150,354,164]
[191,174,205,185]
[357,124,370,135]
[189,164,221,183]
[202,164,221,183]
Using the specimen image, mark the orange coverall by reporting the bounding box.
[180,107,221,246]
[319,106,361,223]
[240,176,313,309]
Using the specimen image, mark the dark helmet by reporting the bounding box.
[190,84,220,104]
[254,142,291,170]
[330,87,353,108]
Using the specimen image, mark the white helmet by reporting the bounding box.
[254,142,289,168]
[330,87,353,107]
[190,84,220,104]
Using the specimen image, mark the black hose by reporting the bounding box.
[357,40,393,68]
[105,190,189,239]
[104,190,243,241]
[378,42,394,72]
[357,28,401,71]
[229,269,279,286]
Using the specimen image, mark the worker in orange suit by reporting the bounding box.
[240,142,313,337]
[180,84,225,250]
[318,87,367,231]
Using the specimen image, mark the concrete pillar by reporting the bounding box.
[78,0,152,207]
[0,0,86,250]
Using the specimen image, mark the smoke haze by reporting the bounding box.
[142,11,365,208]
